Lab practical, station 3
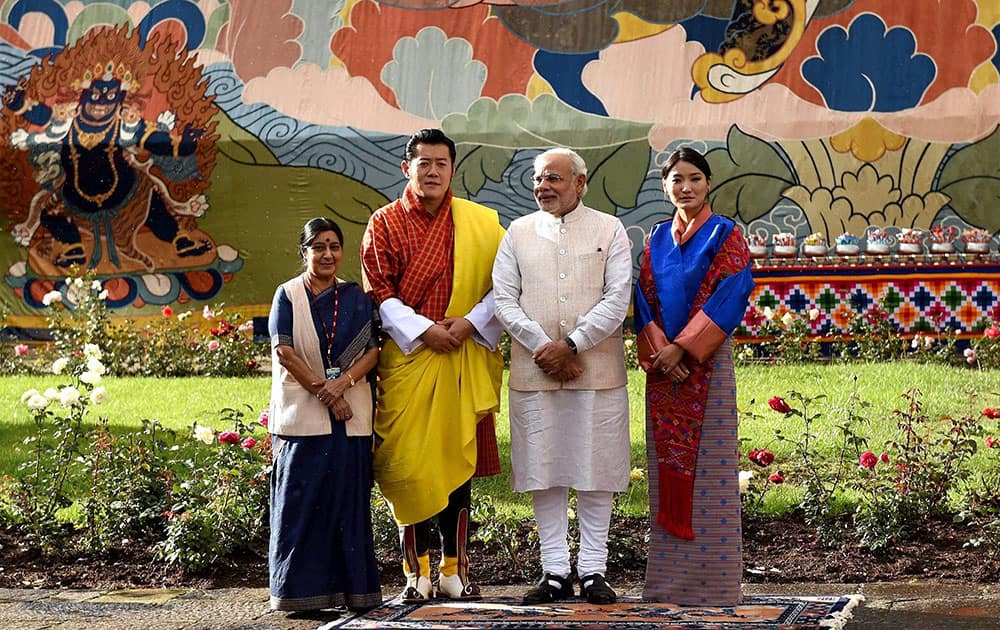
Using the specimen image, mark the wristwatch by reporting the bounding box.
[564,336,578,354]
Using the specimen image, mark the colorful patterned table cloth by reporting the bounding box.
[739,258,1000,340]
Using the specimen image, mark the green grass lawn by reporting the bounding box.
[2,363,997,521]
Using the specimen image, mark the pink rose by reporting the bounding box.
[241,437,257,450]
[258,409,269,427]
[986,325,1000,340]
[218,430,240,446]
[14,344,28,356]
[208,340,221,351]
[859,451,878,469]
[768,396,792,414]
[161,305,174,318]
[768,472,784,484]
[986,436,999,449]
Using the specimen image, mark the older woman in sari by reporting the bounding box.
[267,217,381,616]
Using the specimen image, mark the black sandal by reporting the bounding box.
[521,573,574,605]
[579,573,617,604]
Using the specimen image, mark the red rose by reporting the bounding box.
[259,409,269,427]
[879,452,889,463]
[161,305,174,318]
[768,396,792,414]
[986,436,999,449]
[218,430,240,446]
[986,325,1000,340]
[246,359,258,370]
[984,408,1000,419]
[768,472,784,484]
[859,451,878,469]
[241,437,257,450]
[747,448,774,467]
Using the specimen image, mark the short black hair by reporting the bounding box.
[299,217,344,249]
[661,146,712,180]
[404,128,456,164]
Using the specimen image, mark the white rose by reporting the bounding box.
[808,308,820,321]
[90,386,107,405]
[83,343,103,359]
[80,371,102,385]
[44,387,61,400]
[98,289,109,300]
[20,388,40,403]
[59,386,81,407]
[202,305,216,320]
[763,306,774,321]
[193,424,215,445]
[86,356,106,375]
[52,357,69,374]
[781,312,795,327]
[71,277,84,288]
[27,394,49,410]
[91,280,102,291]
[42,290,62,306]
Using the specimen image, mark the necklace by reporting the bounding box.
[68,118,120,207]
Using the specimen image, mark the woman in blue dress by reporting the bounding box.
[267,217,381,614]
[635,148,754,606]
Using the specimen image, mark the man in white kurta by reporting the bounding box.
[492,148,632,605]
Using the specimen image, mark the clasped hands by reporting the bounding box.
[421,317,474,353]
[650,343,689,383]
[534,340,582,382]
[312,375,353,421]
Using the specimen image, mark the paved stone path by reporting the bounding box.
[1,582,999,629]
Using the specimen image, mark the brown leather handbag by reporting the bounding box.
[637,321,669,372]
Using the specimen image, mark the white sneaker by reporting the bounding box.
[436,573,482,600]
[402,575,432,603]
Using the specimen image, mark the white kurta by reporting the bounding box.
[493,205,633,493]
[508,387,629,492]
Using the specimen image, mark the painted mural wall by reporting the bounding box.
[0,0,996,332]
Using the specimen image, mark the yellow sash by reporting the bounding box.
[374,198,505,525]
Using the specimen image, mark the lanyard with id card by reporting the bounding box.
[307,279,340,377]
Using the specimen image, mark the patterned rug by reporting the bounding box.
[327,594,863,629]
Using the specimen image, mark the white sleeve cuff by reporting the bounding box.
[465,290,503,350]
[379,297,433,355]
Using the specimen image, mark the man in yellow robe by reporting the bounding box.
[361,128,504,602]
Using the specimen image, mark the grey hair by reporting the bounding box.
[534,148,589,196]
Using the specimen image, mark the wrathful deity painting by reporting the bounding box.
[0,1,996,333]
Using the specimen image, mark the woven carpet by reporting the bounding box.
[327,594,862,629]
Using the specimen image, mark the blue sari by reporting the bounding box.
[266,280,381,611]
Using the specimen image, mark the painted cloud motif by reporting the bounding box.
[331,1,535,106]
[803,14,935,112]
[382,28,486,119]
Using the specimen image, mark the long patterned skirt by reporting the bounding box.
[269,420,382,611]
[643,340,742,606]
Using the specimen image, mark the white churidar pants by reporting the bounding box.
[531,486,614,578]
